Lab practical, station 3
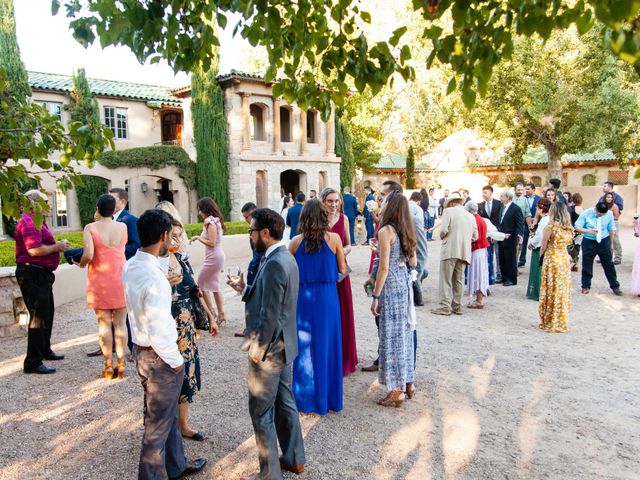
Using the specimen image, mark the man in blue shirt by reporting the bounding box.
[341,186,359,246]
[599,181,624,264]
[575,202,622,295]
[519,183,540,267]
[286,192,305,236]
[362,186,375,243]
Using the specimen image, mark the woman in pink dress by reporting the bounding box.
[632,216,640,296]
[320,187,358,376]
[80,194,128,379]
[190,197,227,325]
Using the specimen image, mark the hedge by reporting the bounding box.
[76,175,109,226]
[0,221,247,267]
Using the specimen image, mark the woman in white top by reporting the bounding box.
[526,198,552,300]
[280,195,294,244]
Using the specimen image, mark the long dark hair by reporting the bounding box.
[197,197,226,232]
[298,198,328,253]
[419,188,429,211]
[377,192,416,258]
[281,195,291,212]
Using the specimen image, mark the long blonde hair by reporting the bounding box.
[548,201,573,228]
[155,201,188,251]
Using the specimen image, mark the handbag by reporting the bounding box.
[189,285,210,331]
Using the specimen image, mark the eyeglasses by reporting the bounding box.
[248,228,261,234]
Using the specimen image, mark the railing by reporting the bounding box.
[155,139,184,147]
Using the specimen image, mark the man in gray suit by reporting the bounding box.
[230,208,305,480]
[431,194,478,316]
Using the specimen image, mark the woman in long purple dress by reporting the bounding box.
[190,197,227,325]
[320,187,358,376]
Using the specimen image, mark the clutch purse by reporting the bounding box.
[338,264,352,283]
[63,247,84,265]
[189,285,210,331]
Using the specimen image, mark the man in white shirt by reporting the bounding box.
[123,209,206,480]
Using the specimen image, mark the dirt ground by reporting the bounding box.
[1,229,639,480]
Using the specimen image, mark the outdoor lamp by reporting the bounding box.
[140,182,148,193]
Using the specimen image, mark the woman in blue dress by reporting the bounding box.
[288,198,347,415]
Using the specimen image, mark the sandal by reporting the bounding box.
[467,301,484,309]
[115,358,125,380]
[102,358,114,379]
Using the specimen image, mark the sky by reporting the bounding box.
[14,0,252,87]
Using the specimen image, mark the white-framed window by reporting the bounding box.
[104,106,128,139]
[53,189,68,227]
[35,101,62,121]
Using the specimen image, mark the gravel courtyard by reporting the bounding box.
[1,230,639,479]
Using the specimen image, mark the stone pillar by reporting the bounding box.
[241,93,250,151]
[326,108,335,154]
[299,109,307,155]
[273,98,281,154]
[66,188,82,231]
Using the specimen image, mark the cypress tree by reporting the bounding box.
[191,47,230,218]
[336,116,355,189]
[406,145,416,189]
[0,0,31,101]
[69,68,99,124]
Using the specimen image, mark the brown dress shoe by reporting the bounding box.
[280,461,304,474]
[430,307,451,316]
[361,363,378,372]
[451,307,463,315]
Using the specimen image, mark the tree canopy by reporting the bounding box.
[55,1,640,118]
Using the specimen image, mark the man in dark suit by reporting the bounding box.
[87,187,140,357]
[230,208,305,480]
[285,192,305,237]
[438,189,450,217]
[497,190,525,286]
[342,186,359,246]
[362,186,375,242]
[478,185,503,284]
[519,183,540,267]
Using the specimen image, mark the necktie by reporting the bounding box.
[596,217,603,243]
[486,201,492,216]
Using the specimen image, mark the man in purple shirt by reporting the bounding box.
[15,190,70,374]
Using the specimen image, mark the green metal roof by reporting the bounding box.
[28,71,182,106]
[217,69,266,83]
[376,153,407,169]
[473,146,618,168]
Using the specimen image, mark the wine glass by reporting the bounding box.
[228,265,242,295]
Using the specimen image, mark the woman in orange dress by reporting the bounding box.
[539,202,574,333]
[80,194,128,378]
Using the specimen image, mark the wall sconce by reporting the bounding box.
[140,182,148,194]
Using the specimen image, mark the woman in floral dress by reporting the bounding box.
[539,202,574,333]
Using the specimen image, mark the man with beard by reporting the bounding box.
[123,209,206,479]
[229,208,305,479]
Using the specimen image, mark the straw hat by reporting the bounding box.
[444,192,463,208]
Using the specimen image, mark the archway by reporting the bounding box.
[280,169,300,198]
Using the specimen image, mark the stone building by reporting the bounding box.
[175,71,340,220]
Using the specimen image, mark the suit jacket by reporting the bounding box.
[478,199,502,229]
[499,203,525,237]
[438,197,447,217]
[342,193,358,220]
[116,210,140,260]
[286,203,303,236]
[244,245,299,363]
[439,206,478,263]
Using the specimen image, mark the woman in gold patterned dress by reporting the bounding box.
[539,202,575,333]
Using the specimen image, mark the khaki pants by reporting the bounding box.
[612,220,622,262]
[439,258,466,311]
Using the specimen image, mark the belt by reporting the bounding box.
[17,262,52,272]
[135,345,154,351]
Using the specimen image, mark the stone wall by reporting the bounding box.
[0,270,26,338]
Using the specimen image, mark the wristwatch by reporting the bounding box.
[372,294,380,300]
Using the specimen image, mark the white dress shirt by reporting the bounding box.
[530,215,550,249]
[112,208,124,222]
[122,250,184,368]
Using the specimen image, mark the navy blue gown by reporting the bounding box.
[292,240,343,415]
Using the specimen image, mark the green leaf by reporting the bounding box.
[446,77,457,94]
[389,26,407,47]
[360,11,371,23]
[51,0,60,15]
[400,45,411,63]
[461,87,476,109]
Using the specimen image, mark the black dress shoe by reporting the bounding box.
[612,288,623,296]
[182,431,205,441]
[503,280,515,286]
[24,364,56,374]
[361,363,379,372]
[45,352,65,361]
[86,348,102,357]
[170,458,207,479]
[495,278,503,284]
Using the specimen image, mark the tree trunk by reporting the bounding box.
[546,144,562,180]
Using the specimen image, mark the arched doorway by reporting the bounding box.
[280,169,300,197]
[158,179,174,204]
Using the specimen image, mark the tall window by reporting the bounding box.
[306,110,317,143]
[530,176,542,187]
[104,106,128,139]
[582,174,596,186]
[250,104,266,141]
[35,101,62,121]
[280,106,292,142]
[53,189,68,227]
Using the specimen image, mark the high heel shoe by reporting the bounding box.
[102,358,114,379]
[377,391,405,408]
[406,383,416,399]
[115,359,125,379]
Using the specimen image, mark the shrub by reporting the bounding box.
[76,175,109,226]
[0,221,248,267]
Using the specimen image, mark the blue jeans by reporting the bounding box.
[426,212,435,240]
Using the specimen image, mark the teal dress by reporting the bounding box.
[527,249,542,301]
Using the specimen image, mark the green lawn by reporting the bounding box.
[0,221,247,267]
